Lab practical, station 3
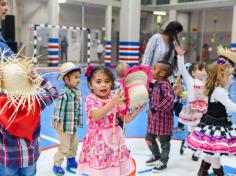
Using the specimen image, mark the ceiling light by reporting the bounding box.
[153,11,167,16]
[58,0,66,3]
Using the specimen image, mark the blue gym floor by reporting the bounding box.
[39,70,236,150]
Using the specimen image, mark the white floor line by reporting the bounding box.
[41,134,59,144]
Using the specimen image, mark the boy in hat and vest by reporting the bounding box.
[145,61,175,172]
[52,62,83,175]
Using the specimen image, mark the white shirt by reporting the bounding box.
[97,44,104,53]
[211,87,236,112]
[177,55,205,102]
[142,34,174,66]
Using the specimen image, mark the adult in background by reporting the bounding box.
[60,35,68,63]
[142,21,183,69]
[96,40,104,63]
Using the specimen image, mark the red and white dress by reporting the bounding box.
[77,94,135,176]
[177,55,208,127]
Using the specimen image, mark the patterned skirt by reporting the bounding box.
[77,126,135,176]
[179,100,207,126]
[187,115,236,156]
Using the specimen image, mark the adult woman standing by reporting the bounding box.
[142,21,183,68]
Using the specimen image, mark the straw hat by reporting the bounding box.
[58,62,81,80]
[217,45,236,64]
[120,65,152,114]
[0,54,43,140]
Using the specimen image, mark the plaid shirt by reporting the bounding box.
[148,79,175,136]
[0,79,58,168]
[53,86,83,134]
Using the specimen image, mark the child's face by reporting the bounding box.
[192,68,206,82]
[0,0,8,21]
[89,71,113,99]
[65,71,81,89]
[222,68,233,86]
[151,64,165,81]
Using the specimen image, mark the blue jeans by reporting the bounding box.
[0,164,36,176]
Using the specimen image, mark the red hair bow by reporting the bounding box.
[85,65,95,77]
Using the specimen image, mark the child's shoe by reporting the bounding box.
[67,157,78,169]
[145,155,160,166]
[192,153,199,161]
[152,161,167,172]
[53,165,65,176]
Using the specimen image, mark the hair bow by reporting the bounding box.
[85,65,95,77]
[217,57,226,64]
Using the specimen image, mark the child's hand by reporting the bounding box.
[28,68,43,84]
[133,102,147,114]
[111,89,126,106]
[53,114,63,131]
[175,45,186,56]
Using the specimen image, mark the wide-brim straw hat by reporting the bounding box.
[1,58,40,95]
[58,62,82,80]
[0,55,42,140]
[217,45,236,64]
[120,65,152,114]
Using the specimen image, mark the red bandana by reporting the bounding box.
[0,94,41,141]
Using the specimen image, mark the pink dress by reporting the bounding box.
[77,94,135,176]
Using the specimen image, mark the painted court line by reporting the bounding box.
[138,169,152,174]
[41,134,59,144]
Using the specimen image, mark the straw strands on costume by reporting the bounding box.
[0,50,52,130]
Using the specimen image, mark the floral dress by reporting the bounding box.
[77,94,135,176]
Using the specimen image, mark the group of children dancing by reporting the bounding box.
[52,44,236,176]
[0,43,236,176]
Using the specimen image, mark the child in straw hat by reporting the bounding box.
[78,66,145,176]
[217,45,236,65]
[52,62,83,175]
[145,61,175,172]
[186,57,236,176]
[0,61,58,175]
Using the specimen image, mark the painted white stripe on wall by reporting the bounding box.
[119,45,139,49]
[119,50,139,53]
[119,60,139,63]
[48,48,59,51]
[119,56,139,59]
[48,55,59,58]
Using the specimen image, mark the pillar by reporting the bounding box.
[105,5,112,66]
[231,5,236,51]
[47,0,59,66]
[119,0,141,66]
[169,0,177,22]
